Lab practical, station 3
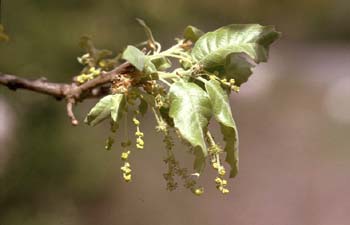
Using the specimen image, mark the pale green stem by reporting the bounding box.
[196,76,208,83]
[152,107,162,125]
[159,53,192,64]
[151,41,192,63]
[206,130,222,168]
[155,42,162,53]
[159,78,171,87]
[206,130,216,147]
[160,42,183,54]
[158,71,179,79]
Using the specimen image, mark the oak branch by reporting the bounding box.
[0,62,133,125]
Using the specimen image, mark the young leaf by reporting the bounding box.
[224,52,256,86]
[122,45,146,71]
[204,79,239,178]
[191,24,280,85]
[144,58,157,75]
[151,56,172,71]
[110,94,126,122]
[159,107,174,127]
[192,24,280,65]
[85,94,125,126]
[183,25,204,42]
[168,80,212,172]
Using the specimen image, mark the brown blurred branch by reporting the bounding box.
[0,62,133,125]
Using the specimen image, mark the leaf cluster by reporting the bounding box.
[82,21,280,194]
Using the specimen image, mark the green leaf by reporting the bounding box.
[122,45,146,71]
[191,24,280,85]
[224,52,256,86]
[85,94,125,126]
[204,79,239,178]
[159,106,174,127]
[180,59,192,70]
[168,80,212,172]
[183,25,204,42]
[110,94,126,122]
[151,56,172,71]
[144,58,157,75]
[192,24,280,65]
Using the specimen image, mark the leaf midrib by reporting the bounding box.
[181,91,206,149]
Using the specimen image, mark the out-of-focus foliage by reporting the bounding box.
[0,24,9,42]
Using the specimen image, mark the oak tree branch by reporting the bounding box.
[0,62,133,125]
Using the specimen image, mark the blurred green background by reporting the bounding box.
[1,0,350,225]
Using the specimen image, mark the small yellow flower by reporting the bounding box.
[123,173,132,182]
[221,188,230,194]
[232,85,240,93]
[218,167,226,176]
[77,77,83,83]
[136,144,144,149]
[194,187,204,196]
[121,167,131,174]
[209,75,216,80]
[133,118,140,125]
[121,162,131,173]
[136,138,144,146]
[215,177,222,184]
[121,151,130,160]
[77,74,88,84]
[135,131,144,137]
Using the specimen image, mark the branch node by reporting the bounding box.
[66,98,79,126]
